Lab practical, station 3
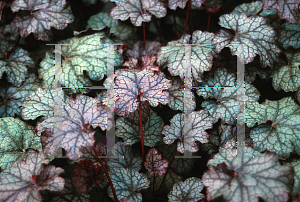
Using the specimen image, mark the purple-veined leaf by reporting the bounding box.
[71,159,104,193]
[232,1,277,16]
[108,141,143,171]
[168,0,204,10]
[212,13,281,67]
[162,110,213,153]
[196,68,260,124]
[270,49,300,92]
[202,147,294,202]
[156,30,214,85]
[245,97,300,159]
[166,76,196,111]
[127,101,150,124]
[283,157,300,195]
[123,55,160,72]
[116,109,164,147]
[0,117,43,171]
[11,0,74,41]
[107,167,150,202]
[126,41,162,61]
[38,33,123,94]
[110,0,167,26]
[0,74,40,118]
[0,23,19,41]
[0,152,65,202]
[36,94,112,161]
[0,40,34,87]
[21,87,69,120]
[262,0,300,24]
[279,20,300,49]
[87,12,134,40]
[50,177,90,202]
[168,177,205,202]
[144,148,168,176]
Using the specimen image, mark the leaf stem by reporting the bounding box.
[189,8,194,33]
[154,17,162,43]
[143,22,146,44]
[184,0,191,34]
[92,146,119,202]
[139,100,145,162]
[207,15,211,31]
[255,7,263,15]
[50,191,73,202]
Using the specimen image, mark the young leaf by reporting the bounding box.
[144,148,168,176]
[202,147,294,202]
[212,13,281,67]
[168,177,205,202]
[157,30,214,85]
[245,97,300,159]
[107,167,150,202]
[270,49,300,92]
[126,41,162,61]
[168,0,204,10]
[0,74,40,118]
[196,68,260,124]
[0,152,65,202]
[283,157,300,195]
[115,109,164,147]
[262,0,300,24]
[0,40,34,87]
[231,1,277,16]
[110,0,167,26]
[36,95,112,161]
[279,20,300,49]
[11,0,74,41]
[71,159,104,193]
[162,110,213,153]
[0,117,43,171]
[21,87,70,120]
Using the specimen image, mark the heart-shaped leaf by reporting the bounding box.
[202,147,294,202]
[232,1,277,16]
[144,148,168,176]
[126,41,161,61]
[108,167,150,202]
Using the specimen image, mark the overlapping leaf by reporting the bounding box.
[36,95,112,161]
[0,152,65,202]
[0,117,42,171]
[21,87,69,120]
[157,30,214,85]
[38,33,123,94]
[162,110,213,153]
[108,167,150,202]
[11,0,74,41]
[245,97,300,159]
[110,0,167,26]
[231,1,277,16]
[196,68,260,124]
[279,20,300,49]
[144,148,168,176]
[284,157,300,195]
[108,141,143,171]
[262,0,300,23]
[168,177,205,202]
[0,74,40,118]
[0,40,34,87]
[270,49,300,92]
[126,41,161,61]
[87,12,134,40]
[116,109,164,147]
[168,0,204,10]
[202,147,294,202]
[212,13,281,67]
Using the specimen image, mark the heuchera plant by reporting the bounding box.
[0,0,300,201]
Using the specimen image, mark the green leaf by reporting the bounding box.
[196,68,260,124]
[0,40,34,87]
[87,12,134,40]
[21,87,69,120]
[231,1,277,16]
[0,117,42,171]
[168,177,205,202]
[38,33,123,94]
[0,74,40,118]
[157,30,214,85]
[202,147,294,202]
[115,109,164,147]
[245,97,300,159]
[212,13,281,67]
[108,167,150,202]
[108,141,143,171]
[270,49,300,92]
[283,157,300,195]
[279,20,300,49]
